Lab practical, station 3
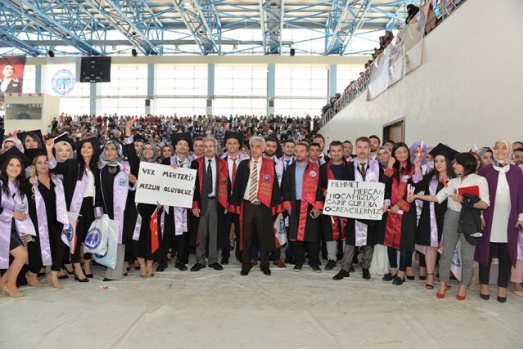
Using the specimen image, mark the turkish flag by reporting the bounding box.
[150,208,159,254]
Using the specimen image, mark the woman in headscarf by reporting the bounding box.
[477,147,494,166]
[476,140,523,302]
[95,126,137,282]
[2,136,24,153]
[46,137,99,282]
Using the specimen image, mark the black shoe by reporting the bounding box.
[240,266,251,276]
[294,265,303,272]
[497,296,507,303]
[102,278,113,282]
[325,260,337,270]
[349,265,355,273]
[74,274,89,283]
[310,264,321,273]
[209,262,223,271]
[85,273,93,279]
[333,269,350,280]
[262,267,271,276]
[58,275,69,280]
[419,275,427,281]
[62,264,74,275]
[284,258,295,265]
[406,275,415,281]
[156,262,167,272]
[362,268,371,280]
[190,263,206,272]
[480,293,490,300]
[221,256,229,265]
[382,273,396,281]
[392,276,405,285]
[175,263,188,271]
[126,267,131,272]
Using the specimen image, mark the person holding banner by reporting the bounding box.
[190,136,229,272]
[25,149,69,289]
[124,122,162,278]
[333,137,391,281]
[157,133,195,272]
[47,137,99,282]
[219,131,249,264]
[319,141,351,271]
[0,148,34,298]
[382,142,418,285]
[230,136,283,276]
[95,138,137,282]
[282,142,323,272]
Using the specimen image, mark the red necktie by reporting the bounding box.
[231,158,237,188]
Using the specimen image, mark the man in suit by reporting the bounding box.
[190,136,229,272]
[230,136,283,276]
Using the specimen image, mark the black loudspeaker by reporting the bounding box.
[268,100,274,108]
[145,99,151,107]
[206,98,213,107]
[48,50,55,58]
[80,57,111,82]
[290,48,295,56]
[132,49,137,57]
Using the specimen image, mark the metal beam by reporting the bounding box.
[171,0,221,55]
[0,5,46,56]
[340,0,374,55]
[3,0,103,55]
[259,0,284,55]
[325,0,362,55]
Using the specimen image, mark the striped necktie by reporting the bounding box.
[248,160,259,203]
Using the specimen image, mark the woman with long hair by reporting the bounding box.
[26,149,69,289]
[476,140,523,302]
[0,149,34,297]
[382,142,418,285]
[46,137,99,282]
[410,153,489,300]
[95,128,137,281]
[412,144,457,290]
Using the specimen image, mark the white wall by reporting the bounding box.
[4,94,60,134]
[319,0,523,150]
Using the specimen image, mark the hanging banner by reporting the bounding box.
[45,57,81,96]
[367,48,390,101]
[404,3,430,74]
[388,35,405,87]
[135,162,197,208]
[0,56,26,97]
[323,180,385,220]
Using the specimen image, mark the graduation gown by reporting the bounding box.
[229,157,283,252]
[191,156,230,247]
[319,161,350,241]
[413,173,447,247]
[383,164,417,252]
[345,159,391,246]
[282,161,323,242]
[476,164,523,267]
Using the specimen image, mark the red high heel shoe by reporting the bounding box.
[437,282,447,299]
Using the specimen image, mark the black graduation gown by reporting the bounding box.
[123,142,139,242]
[230,158,283,252]
[50,159,98,211]
[345,162,392,246]
[413,173,447,246]
[282,162,322,242]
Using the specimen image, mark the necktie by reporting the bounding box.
[178,160,186,167]
[205,159,213,195]
[249,160,258,203]
[360,163,367,180]
[285,159,290,170]
[230,158,237,188]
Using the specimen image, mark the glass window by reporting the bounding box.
[98,64,147,96]
[215,65,267,97]
[213,98,266,116]
[275,98,324,118]
[275,66,327,98]
[155,97,206,117]
[155,65,207,97]
[337,64,364,92]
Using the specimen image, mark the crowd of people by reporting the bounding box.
[0,117,521,304]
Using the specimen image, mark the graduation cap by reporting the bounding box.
[171,132,192,150]
[0,145,31,168]
[242,139,250,151]
[223,131,244,147]
[133,134,147,143]
[16,129,44,150]
[73,137,100,156]
[429,143,459,161]
[53,132,74,148]
[26,148,48,163]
